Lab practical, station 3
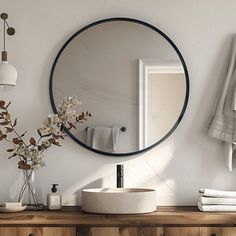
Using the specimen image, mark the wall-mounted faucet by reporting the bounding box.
[116,164,124,188]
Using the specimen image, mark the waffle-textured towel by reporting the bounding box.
[208,35,236,171]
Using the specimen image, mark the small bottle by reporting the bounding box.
[47,184,62,210]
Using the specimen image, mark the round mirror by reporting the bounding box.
[50,18,189,156]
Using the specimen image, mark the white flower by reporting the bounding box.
[15,146,46,169]
[41,114,63,136]
[32,156,45,169]
[15,145,28,156]
[44,114,60,126]
[58,96,81,116]
[65,110,79,123]
[13,96,84,170]
[41,140,51,149]
[51,126,62,136]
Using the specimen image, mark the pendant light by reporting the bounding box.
[0,13,17,91]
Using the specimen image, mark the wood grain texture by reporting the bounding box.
[165,227,200,236]
[201,227,236,236]
[201,227,222,236]
[0,227,76,236]
[0,207,236,226]
[221,227,236,236]
[137,227,164,236]
[77,227,164,236]
[77,227,119,236]
[165,227,236,236]
[90,227,119,236]
[119,227,137,236]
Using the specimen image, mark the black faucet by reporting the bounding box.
[116,164,124,188]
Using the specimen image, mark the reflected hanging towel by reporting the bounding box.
[208,35,236,171]
[86,127,119,152]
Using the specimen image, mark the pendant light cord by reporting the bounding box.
[3,19,5,51]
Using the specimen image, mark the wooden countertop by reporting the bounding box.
[0,206,236,226]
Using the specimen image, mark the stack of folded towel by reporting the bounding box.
[198,188,236,212]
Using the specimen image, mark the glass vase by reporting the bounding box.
[17,169,44,210]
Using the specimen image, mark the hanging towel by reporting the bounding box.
[208,35,236,171]
[86,128,95,147]
[86,127,119,152]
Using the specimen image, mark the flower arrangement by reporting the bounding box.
[0,96,91,170]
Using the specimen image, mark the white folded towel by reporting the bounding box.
[198,202,236,212]
[86,127,119,152]
[199,195,236,205]
[199,188,236,198]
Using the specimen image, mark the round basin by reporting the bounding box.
[81,188,156,214]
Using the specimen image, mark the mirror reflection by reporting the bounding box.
[50,19,188,155]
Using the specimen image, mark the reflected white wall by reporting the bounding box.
[147,72,185,145]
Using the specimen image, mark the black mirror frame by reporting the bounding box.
[49,17,190,157]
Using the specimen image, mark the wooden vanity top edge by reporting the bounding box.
[0,206,236,226]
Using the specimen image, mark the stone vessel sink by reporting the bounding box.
[81,188,156,214]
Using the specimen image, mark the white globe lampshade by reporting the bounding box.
[0,61,17,90]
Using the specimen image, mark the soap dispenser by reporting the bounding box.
[47,184,62,210]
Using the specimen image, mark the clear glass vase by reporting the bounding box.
[16,169,44,210]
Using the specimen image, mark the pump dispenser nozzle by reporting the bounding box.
[51,184,58,193]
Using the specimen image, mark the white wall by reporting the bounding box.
[0,0,236,206]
